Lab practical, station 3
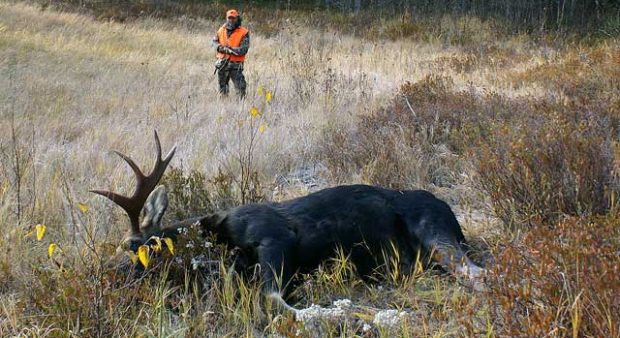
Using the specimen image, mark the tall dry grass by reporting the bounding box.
[1,1,618,337]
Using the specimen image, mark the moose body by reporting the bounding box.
[92,132,483,311]
[212,185,472,288]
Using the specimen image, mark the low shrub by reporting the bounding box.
[488,215,620,337]
[318,75,479,189]
[475,111,617,228]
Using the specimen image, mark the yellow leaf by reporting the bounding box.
[35,224,46,241]
[258,123,267,133]
[266,91,273,104]
[163,237,175,255]
[250,106,259,118]
[257,85,264,95]
[138,245,150,268]
[48,243,57,258]
[150,236,162,253]
[128,251,138,265]
[77,202,89,213]
[216,115,224,122]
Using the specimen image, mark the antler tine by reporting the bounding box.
[90,188,142,236]
[152,130,177,175]
[113,150,146,179]
[91,130,176,237]
[145,130,176,194]
[154,130,163,161]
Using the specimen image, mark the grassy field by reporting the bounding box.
[1,1,619,337]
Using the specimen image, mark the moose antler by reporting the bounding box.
[91,131,176,237]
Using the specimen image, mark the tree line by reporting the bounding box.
[42,0,620,34]
[238,0,620,32]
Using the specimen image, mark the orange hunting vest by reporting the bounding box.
[217,25,249,62]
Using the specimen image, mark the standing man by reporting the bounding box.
[212,9,250,98]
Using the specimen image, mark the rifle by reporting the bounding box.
[214,57,230,75]
[213,47,239,75]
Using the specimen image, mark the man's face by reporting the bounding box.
[227,16,237,25]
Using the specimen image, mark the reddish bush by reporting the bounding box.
[475,111,616,227]
[488,215,620,337]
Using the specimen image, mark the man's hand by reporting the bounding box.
[225,47,239,56]
[218,46,239,56]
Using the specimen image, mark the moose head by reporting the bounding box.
[91,131,176,253]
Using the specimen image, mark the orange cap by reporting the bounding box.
[226,9,239,18]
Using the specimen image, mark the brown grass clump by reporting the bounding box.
[508,43,620,124]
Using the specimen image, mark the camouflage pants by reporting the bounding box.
[218,61,246,98]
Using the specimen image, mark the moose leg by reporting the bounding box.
[256,239,298,313]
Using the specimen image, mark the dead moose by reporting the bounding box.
[92,131,484,311]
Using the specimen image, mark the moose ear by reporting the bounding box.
[140,185,169,231]
[206,212,226,227]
